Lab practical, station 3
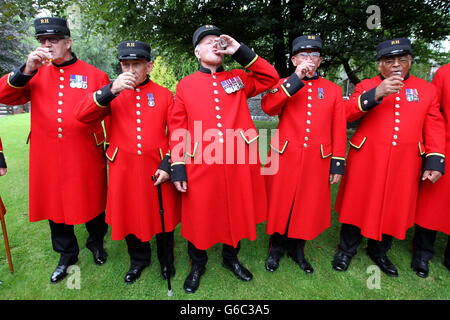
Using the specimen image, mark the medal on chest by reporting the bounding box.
[221,76,245,94]
[405,88,419,102]
[147,93,155,107]
[70,74,88,89]
[318,87,324,99]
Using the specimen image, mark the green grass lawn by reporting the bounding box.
[0,113,448,300]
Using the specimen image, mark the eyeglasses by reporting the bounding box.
[296,52,321,58]
[381,56,410,66]
[37,37,65,44]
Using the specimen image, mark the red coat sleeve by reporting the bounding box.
[423,85,446,166]
[344,79,381,122]
[331,88,347,168]
[73,79,113,124]
[261,77,297,116]
[0,67,32,106]
[232,43,279,98]
[167,80,188,181]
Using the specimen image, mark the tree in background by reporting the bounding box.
[0,0,36,75]
[150,56,178,93]
[3,0,449,86]
[69,0,448,83]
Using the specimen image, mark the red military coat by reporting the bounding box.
[262,74,347,240]
[0,137,6,215]
[335,74,445,241]
[75,78,181,241]
[415,64,450,235]
[0,56,108,224]
[168,45,279,250]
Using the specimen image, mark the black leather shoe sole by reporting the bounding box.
[332,252,352,272]
[50,258,78,284]
[287,252,314,274]
[222,261,253,282]
[92,248,108,266]
[265,255,280,272]
[368,254,398,277]
[411,259,429,278]
[124,266,146,284]
[183,266,206,294]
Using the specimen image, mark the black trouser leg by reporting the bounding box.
[268,232,287,257]
[444,236,450,266]
[412,225,437,261]
[367,234,393,258]
[49,220,79,265]
[337,223,363,257]
[188,241,208,267]
[85,211,108,252]
[287,238,307,261]
[222,242,240,263]
[156,230,174,267]
[125,234,151,268]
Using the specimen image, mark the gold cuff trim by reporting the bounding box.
[332,156,346,160]
[171,161,185,166]
[425,153,445,158]
[320,144,332,158]
[186,142,199,158]
[7,73,25,89]
[280,84,291,98]
[349,137,367,149]
[270,141,288,154]
[93,92,107,108]
[357,95,368,113]
[240,131,259,144]
[244,54,259,69]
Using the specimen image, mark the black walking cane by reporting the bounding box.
[152,175,173,297]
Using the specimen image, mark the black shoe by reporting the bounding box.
[287,252,314,274]
[332,251,352,272]
[91,247,107,265]
[50,258,78,284]
[265,254,281,272]
[411,258,429,278]
[183,264,206,294]
[222,260,253,282]
[368,253,398,277]
[161,263,176,280]
[124,265,146,284]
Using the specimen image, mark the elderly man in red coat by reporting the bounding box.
[0,17,109,283]
[75,41,181,284]
[168,25,279,293]
[411,63,450,278]
[262,35,347,274]
[333,38,445,277]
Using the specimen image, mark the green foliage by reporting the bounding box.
[150,56,178,93]
[65,0,450,83]
[0,0,36,74]
[65,3,119,78]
